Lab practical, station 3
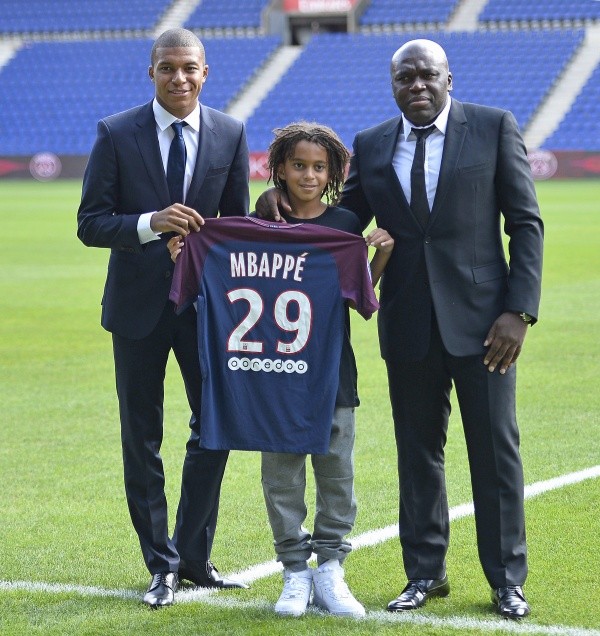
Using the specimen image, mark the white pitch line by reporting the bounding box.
[0,579,140,600]
[2,465,600,635]
[3,582,598,636]
[522,465,600,498]
[193,597,600,636]
[220,464,600,588]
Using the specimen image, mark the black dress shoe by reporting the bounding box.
[179,560,249,589]
[142,572,178,608]
[387,576,450,611]
[491,586,530,620]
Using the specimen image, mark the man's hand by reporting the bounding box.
[483,312,529,374]
[254,188,291,222]
[151,204,204,236]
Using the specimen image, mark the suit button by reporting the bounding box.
[425,236,432,244]
[164,270,172,279]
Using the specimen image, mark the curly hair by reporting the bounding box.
[267,122,350,205]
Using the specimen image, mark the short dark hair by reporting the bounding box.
[268,122,350,205]
[151,28,205,64]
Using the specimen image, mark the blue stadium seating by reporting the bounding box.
[0,41,152,156]
[0,36,280,155]
[543,62,600,149]
[360,0,460,26]
[0,1,597,156]
[185,0,270,30]
[481,0,600,23]
[245,30,584,152]
[0,0,169,33]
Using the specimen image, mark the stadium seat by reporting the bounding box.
[185,0,270,30]
[245,30,584,152]
[0,0,170,33]
[0,5,596,157]
[543,63,600,150]
[0,37,280,155]
[481,0,600,23]
[360,0,460,26]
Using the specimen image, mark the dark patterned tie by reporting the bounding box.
[167,121,188,204]
[410,125,436,228]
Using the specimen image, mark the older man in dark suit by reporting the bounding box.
[257,39,543,620]
[77,28,249,607]
[344,39,542,620]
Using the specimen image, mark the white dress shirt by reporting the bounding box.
[392,96,451,211]
[137,99,201,244]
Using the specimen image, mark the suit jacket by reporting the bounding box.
[341,98,543,360]
[77,101,250,340]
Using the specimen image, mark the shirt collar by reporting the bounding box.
[402,96,451,139]
[152,99,200,133]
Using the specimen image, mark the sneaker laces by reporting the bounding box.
[281,572,312,599]
[318,571,352,599]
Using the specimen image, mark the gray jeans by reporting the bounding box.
[261,407,357,567]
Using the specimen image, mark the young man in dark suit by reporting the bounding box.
[257,39,543,620]
[77,28,249,607]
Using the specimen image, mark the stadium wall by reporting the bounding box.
[0,150,599,182]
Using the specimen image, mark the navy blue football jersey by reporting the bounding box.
[170,216,379,454]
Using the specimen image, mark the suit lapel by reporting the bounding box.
[185,104,214,205]
[134,102,171,210]
[377,117,413,217]
[430,99,467,223]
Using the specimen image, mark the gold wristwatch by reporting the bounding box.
[519,312,533,324]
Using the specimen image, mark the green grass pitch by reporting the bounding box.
[0,179,599,635]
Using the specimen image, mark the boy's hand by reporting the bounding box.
[167,235,184,263]
[365,228,394,253]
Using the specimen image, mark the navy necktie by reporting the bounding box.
[167,121,188,204]
[410,125,436,228]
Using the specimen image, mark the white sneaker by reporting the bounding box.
[275,568,313,617]
[312,560,366,617]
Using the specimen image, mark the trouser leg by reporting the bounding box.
[451,355,527,587]
[311,407,357,565]
[112,311,178,574]
[261,451,312,567]
[385,320,451,580]
[171,305,229,564]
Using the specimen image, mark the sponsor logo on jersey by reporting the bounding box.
[227,357,308,374]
